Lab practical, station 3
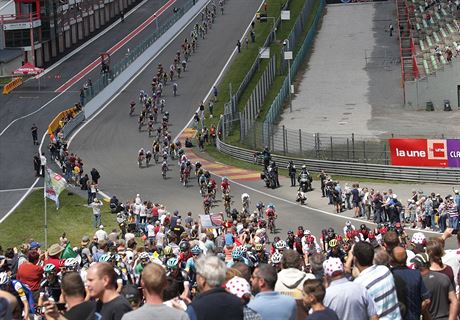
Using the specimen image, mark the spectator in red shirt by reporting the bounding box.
[43,244,64,271]
[17,251,43,303]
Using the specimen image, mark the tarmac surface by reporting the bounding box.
[1,0,457,249]
[279,2,460,138]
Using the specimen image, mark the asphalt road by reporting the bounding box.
[0,0,188,209]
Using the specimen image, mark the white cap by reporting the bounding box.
[99,225,104,229]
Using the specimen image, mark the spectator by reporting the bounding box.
[186,255,243,320]
[390,247,431,320]
[412,253,458,320]
[225,276,262,320]
[62,272,96,320]
[16,251,43,303]
[302,279,339,320]
[43,244,64,271]
[426,239,455,286]
[352,241,401,319]
[87,263,132,320]
[90,198,103,229]
[248,264,297,320]
[95,225,108,242]
[121,263,188,320]
[323,257,378,320]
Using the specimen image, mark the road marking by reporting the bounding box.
[0,187,43,193]
[36,0,151,79]
[0,0,173,137]
[55,0,177,93]
[67,0,211,146]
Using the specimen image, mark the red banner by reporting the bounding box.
[389,139,448,167]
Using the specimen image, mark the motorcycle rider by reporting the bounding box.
[262,147,271,170]
[268,161,280,188]
[298,165,311,192]
[287,160,296,187]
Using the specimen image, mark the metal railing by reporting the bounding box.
[82,1,194,103]
[216,120,460,184]
[264,0,325,125]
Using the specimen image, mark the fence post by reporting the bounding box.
[347,138,350,161]
[315,133,320,159]
[352,133,355,161]
[363,141,366,163]
[240,112,244,143]
[283,125,286,155]
[299,129,302,156]
[271,123,275,151]
[253,122,257,149]
[330,136,333,160]
[285,128,289,154]
[267,123,270,150]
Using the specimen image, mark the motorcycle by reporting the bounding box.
[261,169,276,189]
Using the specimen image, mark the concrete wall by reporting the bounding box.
[405,61,460,110]
[0,54,22,75]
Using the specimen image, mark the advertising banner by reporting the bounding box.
[447,139,460,168]
[389,139,448,167]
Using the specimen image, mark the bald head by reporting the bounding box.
[392,247,407,266]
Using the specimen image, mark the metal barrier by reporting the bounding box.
[62,112,85,139]
[216,123,460,184]
[264,0,325,125]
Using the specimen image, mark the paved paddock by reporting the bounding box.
[278,2,460,138]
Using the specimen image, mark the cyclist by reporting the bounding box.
[162,160,168,179]
[241,193,250,215]
[134,252,151,284]
[129,100,136,116]
[221,177,230,196]
[165,257,189,300]
[147,119,154,137]
[256,201,265,219]
[1,271,36,319]
[138,148,145,167]
[173,83,178,96]
[145,150,152,166]
[266,203,277,233]
[38,264,61,308]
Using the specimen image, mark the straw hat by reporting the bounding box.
[47,244,64,256]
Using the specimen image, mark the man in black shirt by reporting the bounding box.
[87,263,132,320]
[31,124,38,145]
[62,272,96,320]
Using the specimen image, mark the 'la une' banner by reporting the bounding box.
[389,138,460,168]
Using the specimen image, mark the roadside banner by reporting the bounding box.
[389,138,455,167]
[44,168,67,208]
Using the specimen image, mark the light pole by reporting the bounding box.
[283,39,293,112]
[266,16,276,42]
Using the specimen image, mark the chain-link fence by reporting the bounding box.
[82,1,194,102]
[264,0,324,125]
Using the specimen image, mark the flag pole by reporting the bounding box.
[44,167,48,249]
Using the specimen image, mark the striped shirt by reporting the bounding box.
[354,265,401,320]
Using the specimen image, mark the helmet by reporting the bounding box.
[328,239,338,248]
[345,221,352,227]
[186,160,191,166]
[0,272,9,285]
[64,258,80,270]
[271,252,283,264]
[163,246,172,255]
[254,243,263,252]
[368,231,375,239]
[287,230,293,235]
[99,253,114,263]
[240,246,248,253]
[302,165,306,169]
[336,235,343,242]
[360,224,367,230]
[275,240,286,250]
[138,252,150,261]
[256,201,264,209]
[180,242,190,252]
[43,264,56,274]
[267,203,275,210]
[191,245,202,255]
[166,257,179,269]
[232,248,243,260]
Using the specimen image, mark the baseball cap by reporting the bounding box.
[29,241,41,250]
[323,257,344,277]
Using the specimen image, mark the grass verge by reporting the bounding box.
[0,190,118,249]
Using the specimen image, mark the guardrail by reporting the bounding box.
[216,127,460,184]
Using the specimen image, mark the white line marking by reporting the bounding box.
[68,0,211,145]
[0,0,165,137]
[0,187,43,193]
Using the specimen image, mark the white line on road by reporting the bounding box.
[0,187,43,193]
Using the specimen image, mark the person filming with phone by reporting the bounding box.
[43,272,96,320]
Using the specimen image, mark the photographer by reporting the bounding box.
[43,272,95,320]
